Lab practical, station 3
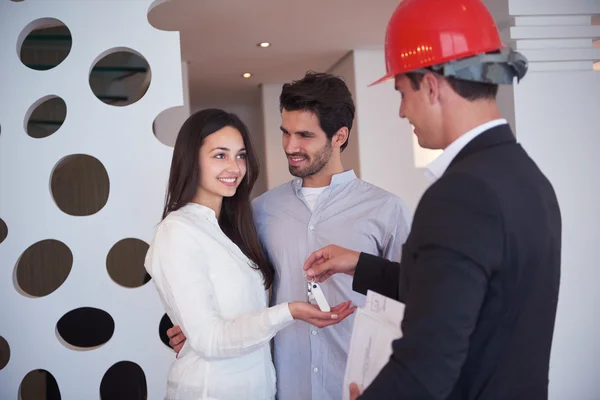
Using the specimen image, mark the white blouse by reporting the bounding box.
[145,203,294,400]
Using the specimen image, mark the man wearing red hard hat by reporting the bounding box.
[303,0,562,399]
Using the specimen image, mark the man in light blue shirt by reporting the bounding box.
[167,71,411,399]
[253,72,411,400]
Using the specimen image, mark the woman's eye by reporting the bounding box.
[215,154,225,159]
[238,153,247,160]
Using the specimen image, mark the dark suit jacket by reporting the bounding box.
[353,124,561,400]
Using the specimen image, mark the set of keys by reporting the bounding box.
[306,275,331,312]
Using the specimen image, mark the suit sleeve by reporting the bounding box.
[352,199,411,300]
[359,172,504,400]
[352,252,401,299]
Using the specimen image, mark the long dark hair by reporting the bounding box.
[162,108,273,289]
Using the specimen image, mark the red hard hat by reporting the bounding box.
[371,0,506,86]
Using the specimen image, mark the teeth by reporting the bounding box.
[291,157,304,161]
[218,178,236,183]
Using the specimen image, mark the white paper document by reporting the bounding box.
[342,290,405,399]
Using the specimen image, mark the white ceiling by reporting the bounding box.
[148,0,402,104]
[148,0,511,105]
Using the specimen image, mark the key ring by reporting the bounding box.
[304,272,315,284]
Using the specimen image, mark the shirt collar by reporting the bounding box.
[292,169,357,193]
[181,202,218,224]
[425,119,508,182]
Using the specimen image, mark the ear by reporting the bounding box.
[332,127,349,149]
[421,72,441,105]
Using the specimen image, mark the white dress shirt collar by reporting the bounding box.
[425,119,508,182]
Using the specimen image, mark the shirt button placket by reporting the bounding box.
[309,314,322,397]
[307,216,322,398]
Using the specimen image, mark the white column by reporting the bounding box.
[352,49,434,212]
[508,1,600,398]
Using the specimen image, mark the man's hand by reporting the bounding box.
[289,301,357,328]
[166,325,186,357]
[302,244,360,283]
[349,382,361,400]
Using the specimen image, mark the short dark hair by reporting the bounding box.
[163,108,274,289]
[279,71,355,151]
[405,72,499,101]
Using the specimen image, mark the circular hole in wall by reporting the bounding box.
[107,238,151,288]
[89,49,151,107]
[14,239,73,297]
[100,361,147,399]
[159,313,174,349]
[0,336,10,370]
[25,96,67,138]
[56,307,115,350]
[18,18,71,71]
[152,106,187,147]
[50,154,110,216]
[19,369,61,400]
[0,218,7,244]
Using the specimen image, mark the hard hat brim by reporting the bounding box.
[368,71,396,87]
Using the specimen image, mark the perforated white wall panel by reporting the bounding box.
[0,0,182,398]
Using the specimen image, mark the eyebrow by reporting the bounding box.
[210,147,246,152]
[280,126,314,136]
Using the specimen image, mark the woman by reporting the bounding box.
[145,109,354,400]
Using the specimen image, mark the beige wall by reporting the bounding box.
[352,49,431,212]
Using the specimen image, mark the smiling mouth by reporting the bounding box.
[218,177,237,184]
[288,155,308,165]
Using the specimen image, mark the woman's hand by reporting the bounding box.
[289,301,357,328]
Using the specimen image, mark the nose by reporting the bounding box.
[399,100,406,119]
[283,134,299,155]
[226,156,241,175]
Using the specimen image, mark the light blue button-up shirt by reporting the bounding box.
[252,170,412,400]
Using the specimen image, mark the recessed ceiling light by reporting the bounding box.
[242,72,252,78]
[257,42,270,48]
